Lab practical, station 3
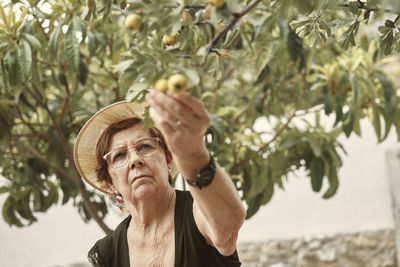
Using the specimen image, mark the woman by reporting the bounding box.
[73,91,246,266]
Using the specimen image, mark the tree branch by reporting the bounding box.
[394,15,400,24]
[229,71,307,175]
[33,56,57,67]
[199,0,263,67]
[19,142,113,234]
[339,3,399,15]
[21,81,112,234]
[164,4,205,9]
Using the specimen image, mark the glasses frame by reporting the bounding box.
[103,137,160,168]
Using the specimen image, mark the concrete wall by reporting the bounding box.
[385,148,400,265]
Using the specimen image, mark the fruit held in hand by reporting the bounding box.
[168,74,187,93]
[162,33,178,46]
[125,14,142,30]
[154,78,169,92]
[207,0,225,8]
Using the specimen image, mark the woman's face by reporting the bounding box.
[106,123,172,202]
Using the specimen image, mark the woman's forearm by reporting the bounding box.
[177,153,246,252]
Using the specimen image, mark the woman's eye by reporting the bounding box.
[112,151,127,162]
[137,143,154,152]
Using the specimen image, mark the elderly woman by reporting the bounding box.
[73,91,246,266]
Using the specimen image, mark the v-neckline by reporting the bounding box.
[123,190,178,267]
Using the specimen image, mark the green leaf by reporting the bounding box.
[245,192,264,219]
[310,157,325,192]
[324,89,333,115]
[0,186,9,194]
[48,24,62,58]
[142,106,154,130]
[17,40,32,80]
[323,166,339,199]
[15,192,37,223]
[384,19,395,28]
[308,139,322,157]
[348,1,360,15]
[287,27,304,62]
[78,60,89,85]
[87,31,96,58]
[376,72,396,116]
[64,18,80,72]
[5,50,19,86]
[21,33,41,50]
[372,106,382,141]
[42,181,59,210]
[208,114,226,149]
[381,106,393,141]
[2,197,23,227]
[222,28,240,48]
[32,187,44,212]
[114,59,134,73]
[350,74,360,105]
[126,82,148,102]
[183,69,200,86]
[342,112,355,138]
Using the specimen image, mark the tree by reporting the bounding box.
[0,0,399,233]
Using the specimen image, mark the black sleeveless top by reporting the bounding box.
[88,190,241,266]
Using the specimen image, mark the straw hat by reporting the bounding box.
[73,101,179,194]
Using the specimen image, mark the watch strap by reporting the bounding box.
[185,153,216,189]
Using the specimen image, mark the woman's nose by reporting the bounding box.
[128,150,144,169]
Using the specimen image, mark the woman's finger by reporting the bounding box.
[146,92,200,126]
[166,91,209,119]
[149,107,177,136]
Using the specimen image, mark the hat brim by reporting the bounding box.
[73,101,179,194]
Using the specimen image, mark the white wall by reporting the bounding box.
[0,119,398,266]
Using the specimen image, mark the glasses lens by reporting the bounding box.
[135,139,157,156]
[105,138,158,168]
[107,148,129,168]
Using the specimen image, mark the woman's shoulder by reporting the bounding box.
[88,215,131,266]
[91,215,131,252]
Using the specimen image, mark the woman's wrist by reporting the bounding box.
[174,148,210,181]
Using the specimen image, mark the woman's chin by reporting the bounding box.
[133,184,157,199]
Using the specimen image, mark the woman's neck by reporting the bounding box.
[126,186,175,233]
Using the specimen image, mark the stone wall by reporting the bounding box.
[237,229,396,267]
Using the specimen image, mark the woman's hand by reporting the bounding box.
[145,91,211,173]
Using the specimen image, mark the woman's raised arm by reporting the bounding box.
[146,91,246,256]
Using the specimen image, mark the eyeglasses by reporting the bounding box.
[103,137,160,168]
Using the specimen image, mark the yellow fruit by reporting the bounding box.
[207,0,224,8]
[162,33,178,46]
[125,14,142,30]
[153,78,169,92]
[168,74,187,93]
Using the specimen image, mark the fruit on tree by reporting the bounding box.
[162,33,178,46]
[207,0,225,8]
[168,74,187,93]
[153,78,169,92]
[125,14,142,30]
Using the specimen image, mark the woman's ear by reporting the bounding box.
[105,177,117,193]
[166,151,173,169]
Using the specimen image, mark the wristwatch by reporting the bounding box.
[185,153,216,189]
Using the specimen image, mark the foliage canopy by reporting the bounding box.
[0,0,399,233]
